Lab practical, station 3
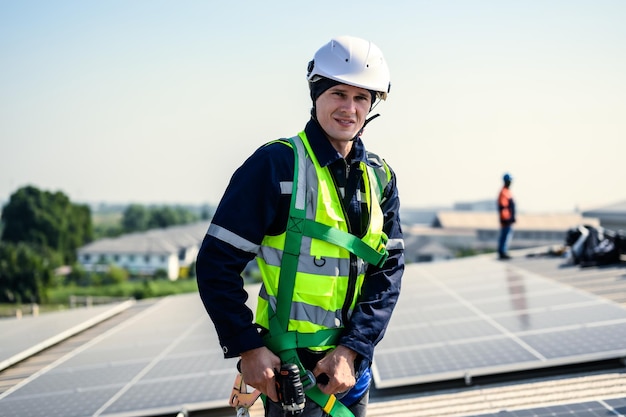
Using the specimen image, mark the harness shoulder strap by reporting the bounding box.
[266,135,354,417]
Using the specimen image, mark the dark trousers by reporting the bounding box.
[265,390,369,417]
[498,225,513,256]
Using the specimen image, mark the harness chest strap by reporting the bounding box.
[266,136,358,417]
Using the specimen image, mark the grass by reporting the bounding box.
[0,278,200,318]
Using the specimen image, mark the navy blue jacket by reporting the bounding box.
[196,119,404,367]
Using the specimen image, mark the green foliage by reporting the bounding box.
[92,206,124,239]
[200,205,212,220]
[121,204,201,233]
[153,268,169,280]
[0,241,60,303]
[94,203,213,238]
[122,204,151,233]
[0,186,93,264]
[455,248,495,258]
[65,263,91,286]
[46,278,198,304]
[63,263,129,287]
[102,265,130,285]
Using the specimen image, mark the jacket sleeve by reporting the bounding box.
[338,165,404,365]
[196,143,292,358]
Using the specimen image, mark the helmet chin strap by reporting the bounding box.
[353,113,380,141]
[353,96,383,139]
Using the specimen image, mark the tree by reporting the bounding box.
[0,242,57,303]
[121,204,200,232]
[1,186,93,264]
[148,206,179,229]
[121,204,150,233]
[200,204,212,220]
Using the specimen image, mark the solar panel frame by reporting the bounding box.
[0,301,134,371]
[372,258,626,388]
[0,292,243,417]
[3,257,626,416]
[464,396,626,417]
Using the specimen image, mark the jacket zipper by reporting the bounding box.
[341,253,358,324]
[339,159,358,325]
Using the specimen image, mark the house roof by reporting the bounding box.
[78,221,210,255]
[583,199,626,215]
[433,211,600,231]
[582,200,626,227]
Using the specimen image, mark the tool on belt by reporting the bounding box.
[229,360,316,417]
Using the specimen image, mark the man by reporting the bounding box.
[497,173,516,260]
[196,36,404,417]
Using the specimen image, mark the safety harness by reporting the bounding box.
[260,135,390,416]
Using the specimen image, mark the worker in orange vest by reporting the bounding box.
[497,173,516,260]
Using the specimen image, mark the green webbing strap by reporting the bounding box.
[271,215,305,335]
[263,328,342,354]
[307,386,355,417]
[303,219,388,267]
[267,135,355,417]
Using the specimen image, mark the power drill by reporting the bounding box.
[275,363,313,416]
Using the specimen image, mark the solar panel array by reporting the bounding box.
[3,257,626,417]
[372,257,626,388]
[0,301,133,371]
[467,396,626,417]
[0,293,240,417]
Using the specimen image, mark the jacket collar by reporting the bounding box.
[304,119,368,168]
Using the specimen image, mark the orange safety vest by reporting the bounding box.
[498,187,513,223]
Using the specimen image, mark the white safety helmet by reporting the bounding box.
[307,35,391,101]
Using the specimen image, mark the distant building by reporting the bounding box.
[399,207,441,225]
[77,221,210,280]
[582,200,626,231]
[412,240,455,263]
[403,211,600,262]
[453,199,495,211]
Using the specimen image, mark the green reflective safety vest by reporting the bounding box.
[256,130,391,346]
[255,131,392,417]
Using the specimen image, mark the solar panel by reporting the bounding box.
[372,257,626,388]
[0,301,133,371]
[0,292,242,417]
[465,396,626,416]
[3,257,625,417]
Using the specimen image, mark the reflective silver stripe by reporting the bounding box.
[292,301,342,328]
[258,245,282,267]
[259,284,276,311]
[386,238,404,251]
[280,181,292,194]
[292,136,307,211]
[304,158,318,219]
[207,223,260,254]
[259,286,343,328]
[258,244,366,275]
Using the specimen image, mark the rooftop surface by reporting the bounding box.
[1,250,625,417]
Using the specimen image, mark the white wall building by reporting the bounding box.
[77,221,210,280]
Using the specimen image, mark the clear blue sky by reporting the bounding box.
[1,1,625,213]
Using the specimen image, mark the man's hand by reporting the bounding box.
[312,345,357,395]
[240,347,281,402]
